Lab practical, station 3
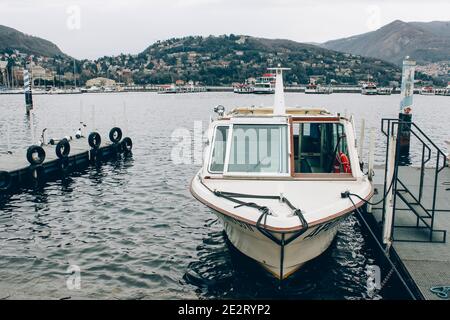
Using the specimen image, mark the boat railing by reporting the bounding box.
[380,118,447,243]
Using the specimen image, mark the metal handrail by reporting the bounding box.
[381,118,447,242]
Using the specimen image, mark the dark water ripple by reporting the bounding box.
[1,92,448,299]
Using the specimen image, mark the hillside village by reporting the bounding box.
[0,35,441,89]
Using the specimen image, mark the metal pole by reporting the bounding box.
[383,134,397,247]
[24,69,33,114]
[367,127,375,213]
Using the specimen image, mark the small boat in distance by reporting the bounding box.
[377,87,392,95]
[361,82,378,95]
[252,73,276,94]
[305,83,333,94]
[420,86,435,95]
[158,83,206,94]
[233,83,253,94]
[190,67,373,279]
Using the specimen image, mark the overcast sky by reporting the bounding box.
[1,0,449,60]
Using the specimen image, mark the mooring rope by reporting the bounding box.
[198,176,309,245]
[430,286,450,299]
[346,195,417,300]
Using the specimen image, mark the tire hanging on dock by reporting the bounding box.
[0,171,12,191]
[88,132,101,149]
[56,138,71,159]
[109,127,123,143]
[121,137,133,154]
[26,145,46,165]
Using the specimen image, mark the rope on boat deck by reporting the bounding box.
[198,177,309,246]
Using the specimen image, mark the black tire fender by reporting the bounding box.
[26,145,46,165]
[121,137,133,153]
[56,138,71,159]
[109,127,123,143]
[88,132,101,149]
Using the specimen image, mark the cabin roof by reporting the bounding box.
[228,107,332,117]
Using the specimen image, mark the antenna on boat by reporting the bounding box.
[268,65,290,115]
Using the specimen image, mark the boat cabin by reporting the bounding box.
[205,107,358,180]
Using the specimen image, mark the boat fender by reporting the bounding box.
[88,132,101,149]
[0,171,12,191]
[56,138,71,159]
[26,145,46,165]
[109,127,123,143]
[120,137,133,154]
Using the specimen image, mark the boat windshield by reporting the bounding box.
[209,124,289,175]
[228,124,288,174]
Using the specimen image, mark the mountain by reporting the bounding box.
[322,20,450,65]
[0,25,66,57]
[112,34,404,86]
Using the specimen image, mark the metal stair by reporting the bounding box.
[381,118,447,243]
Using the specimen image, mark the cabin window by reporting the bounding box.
[227,124,288,174]
[293,122,350,174]
[209,126,229,173]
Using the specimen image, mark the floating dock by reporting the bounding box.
[0,129,132,193]
[366,165,450,300]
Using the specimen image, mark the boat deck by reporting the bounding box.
[370,165,450,300]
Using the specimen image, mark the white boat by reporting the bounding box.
[158,83,206,94]
[361,82,377,95]
[0,88,23,94]
[233,83,253,94]
[420,86,435,95]
[305,83,333,94]
[252,73,276,94]
[377,87,392,95]
[87,86,101,93]
[190,67,373,279]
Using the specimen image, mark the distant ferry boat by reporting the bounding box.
[377,87,392,95]
[158,84,206,94]
[420,86,435,95]
[361,82,377,95]
[252,73,276,94]
[233,83,253,94]
[305,83,332,94]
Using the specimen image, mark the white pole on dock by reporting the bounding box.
[398,57,416,156]
[367,128,375,213]
[358,118,366,163]
[383,134,397,248]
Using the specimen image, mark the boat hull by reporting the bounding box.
[213,208,346,279]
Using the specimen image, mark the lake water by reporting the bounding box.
[0,92,449,299]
